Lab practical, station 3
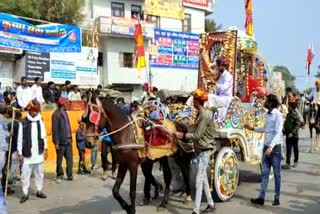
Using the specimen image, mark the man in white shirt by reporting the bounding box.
[16,77,32,110]
[207,57,234,108]
[245,94,283,206]
[18,100,48,203]
[31,77,45,104]
[68,85,82,101]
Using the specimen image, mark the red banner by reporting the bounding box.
[183,0,208,7]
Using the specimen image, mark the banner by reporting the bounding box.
[183,0,209,8]
[0,13,81,53]
[25,47,98,85]
[111,17,154,38]
[144,0,184,20]
[150,29,199,70]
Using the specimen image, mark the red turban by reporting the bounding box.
[193,88,208,102]
[26,99,41,112]
[58,97,69,106]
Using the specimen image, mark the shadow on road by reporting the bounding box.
[39,195,122,214]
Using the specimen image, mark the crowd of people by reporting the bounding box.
[0,58,319,214]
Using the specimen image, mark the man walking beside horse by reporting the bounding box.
[176,88,216,214]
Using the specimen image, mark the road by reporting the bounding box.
[7,129,320,214]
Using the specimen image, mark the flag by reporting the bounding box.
[306,43,315,75]
[134,21,146,76]
[245,0,254,37]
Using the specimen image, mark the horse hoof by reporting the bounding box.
[127,206,136,214]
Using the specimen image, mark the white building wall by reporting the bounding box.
[104,37,148,85]
[184,7,205,34]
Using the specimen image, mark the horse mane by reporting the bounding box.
[100,98,128,121]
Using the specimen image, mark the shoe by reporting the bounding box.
[36,191,47,199]
[20,195,29,203]
[293,162,298,168]
[251,198,264,206]
[67,176,73,181]
[192,212,199,214]
[282,164,291,170]
[83,168,91,174]
[201,205,216,213]
[55,178,62,184]
[78,169,85,175]
[101,171,108,181]
[272,198,280,206]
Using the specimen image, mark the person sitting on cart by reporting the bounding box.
[175,88,216,214]
[207,57,234,109]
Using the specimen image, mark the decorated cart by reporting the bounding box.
[198,28,269,201]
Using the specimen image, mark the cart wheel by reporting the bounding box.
[212,147,239,202]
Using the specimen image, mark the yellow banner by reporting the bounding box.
[144,0,184,20]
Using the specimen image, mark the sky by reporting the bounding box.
[211,0,320,91]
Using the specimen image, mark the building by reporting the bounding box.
[84,0,215,101]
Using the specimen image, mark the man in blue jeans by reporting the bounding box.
[176,88,216,214]
[245,94,284,206]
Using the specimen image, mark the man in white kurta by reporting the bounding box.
[17,100,48,203]
[207,58,233,108]
[31,77,45,104]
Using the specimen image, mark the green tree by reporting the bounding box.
[0,0,40,19]
[39,0,85,25]
[205,18,222,32]
[0,0,85,25]
[272,65,297,91]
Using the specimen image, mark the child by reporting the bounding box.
[100,128,117,180]
[76,119,90,174]
[0,106,9,212]
[283,102,301,169]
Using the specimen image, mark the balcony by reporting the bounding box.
[97,16,155,38]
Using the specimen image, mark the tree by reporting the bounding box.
[272,65,297,91]
[0,0,40,19]
[0,0,85,25]
[205,18,222,32]
[39,0,85,25]
[315,71,320,79]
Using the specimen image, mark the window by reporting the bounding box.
[119,53,134,68]
[131,5,142,19]
[182,13,191,32]
[111,2,124,17]
[146,15,160,28]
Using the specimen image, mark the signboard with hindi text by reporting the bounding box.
[25,47,98,85]
[150,29,199,70]
[0,13,81,53]
[144,0,184,20]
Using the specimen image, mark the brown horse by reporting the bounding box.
[82,97,139,214]
[82,96,193,213]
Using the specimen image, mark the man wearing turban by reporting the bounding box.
[175,89,216,214]
[207,57,234,108]
[18,99,48,203]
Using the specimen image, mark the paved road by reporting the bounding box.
[7,129,320,214]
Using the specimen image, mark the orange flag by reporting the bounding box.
[245,0,254,36]
[134,21,146,76]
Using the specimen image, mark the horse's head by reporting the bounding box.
[81,92,107,144]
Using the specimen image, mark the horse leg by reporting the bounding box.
[112,162,129,212]
[128,163,138,214]
[159,156,172,209]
